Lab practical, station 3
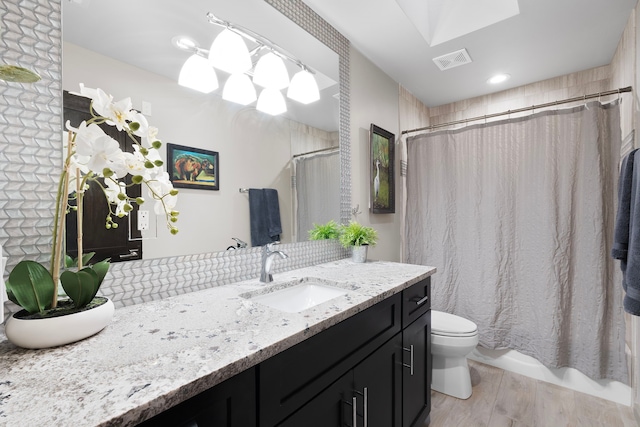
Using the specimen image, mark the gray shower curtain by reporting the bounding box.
[405,101,628,383]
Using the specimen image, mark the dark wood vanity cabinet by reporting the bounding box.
[277,334,403,427]
[262,276,431,427]
[138,367,256,427]
[136,277,431,427]
[402,307,431,427]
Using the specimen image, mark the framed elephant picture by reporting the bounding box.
[167,143,219,190]
[370,124,395,213]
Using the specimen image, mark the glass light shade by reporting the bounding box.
[253,52,289,89]
[178,54,219,93]
[257,87,287,116]
[222,73,257,105]
[208,29,252,74]
[287,70,320,104]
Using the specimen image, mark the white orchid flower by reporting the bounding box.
[81,134,127,178]
[148,171,178,216]
[129,111,160,148]
[80,86,134,132]
[123,151,148,178]
[78,83,100,100]
[104,178,129,217]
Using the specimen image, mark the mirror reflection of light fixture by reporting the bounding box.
[287,69,320,104]
[253,52,289,89]
[223,73,257,105]
[257,87,287,116]
[178,54,219,93]
[175,12,322,111]
[208,28,252,74]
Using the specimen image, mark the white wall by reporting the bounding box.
[349,46,402,262]
[63,42,295,258]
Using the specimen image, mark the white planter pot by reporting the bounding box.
[352,245,368,263]
[5,297,114,349]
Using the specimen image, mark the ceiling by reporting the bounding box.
[63,0,638,113]
[303,0,638,107]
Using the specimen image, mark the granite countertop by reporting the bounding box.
[0,260,435,426]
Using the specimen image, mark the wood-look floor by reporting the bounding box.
[426,360,637,427]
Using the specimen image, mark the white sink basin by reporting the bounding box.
[247,282,347,313]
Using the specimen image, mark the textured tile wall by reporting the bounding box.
[0,0,62,268]
[1,0,351,310]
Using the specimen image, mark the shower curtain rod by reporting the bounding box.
[401,86,633,135]
[291,146,339,159]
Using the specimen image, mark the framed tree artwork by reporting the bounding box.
[167,143,219,190]
[370,124,395,213]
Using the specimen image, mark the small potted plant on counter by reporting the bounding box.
[339,221,378,263]
[308,220,341,241]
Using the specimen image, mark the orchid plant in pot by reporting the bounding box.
[3,85,179,349]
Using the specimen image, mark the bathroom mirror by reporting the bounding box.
[61,0,346,259]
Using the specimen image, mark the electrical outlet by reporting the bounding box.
[138,210,150,231]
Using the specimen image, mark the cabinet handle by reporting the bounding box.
[352,396,358,427]
[415,295,429,306]
[363,387,368,427]
[344,396,357,427]
[403,345,414,376]
[119,249,139,259]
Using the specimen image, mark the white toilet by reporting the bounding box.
[431,310,479,399]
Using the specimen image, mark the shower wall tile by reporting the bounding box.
[428,65,614,129]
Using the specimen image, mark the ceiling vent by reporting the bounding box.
[432,48,472,71]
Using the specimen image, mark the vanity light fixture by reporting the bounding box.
[287,68,320,104]
[208,28,253,74]
[174,12,321,115]
[172,36,199,52]
[223,73,257,105]
[253,52,290,90]
[487,73,511,84]
[257,87,287,116]
[178,54,219,94]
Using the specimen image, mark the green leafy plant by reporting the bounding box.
[308,220,341,240]
[5,85,180,317]
[338,221,378,248]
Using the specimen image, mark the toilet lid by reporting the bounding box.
[431,310,478,336]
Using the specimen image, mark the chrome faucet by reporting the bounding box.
[260,242,288,283]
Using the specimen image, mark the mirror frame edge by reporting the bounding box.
[264,0,352,226]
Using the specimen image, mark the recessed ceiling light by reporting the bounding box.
[172,36,198,51]
[487,73,511,84]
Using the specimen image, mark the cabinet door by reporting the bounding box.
[277,373,352,427]
[137,368,256,427]
[353,334,403,427]
[63,91,143,263]
[402,312,431,427]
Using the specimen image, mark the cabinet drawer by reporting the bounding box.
[402,277,431,327]
[259,293,402,427]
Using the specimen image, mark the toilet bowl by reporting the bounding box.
[431,310,479,399]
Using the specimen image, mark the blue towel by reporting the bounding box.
[613,149,640,315]
[249,188,282,246]
[612,149,637,260]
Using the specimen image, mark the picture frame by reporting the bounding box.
[370,124,395,213]
[167,143,219,190]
